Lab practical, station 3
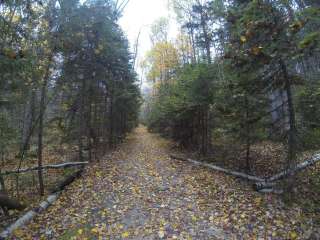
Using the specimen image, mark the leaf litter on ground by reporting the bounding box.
[10,127,320,239]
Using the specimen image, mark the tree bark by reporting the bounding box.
[0,193,60,239]
[78,76,86,162]
[170,154,264,182]
[0,172,9,215]
[1,162,88,175]
[245,96,251,173]
[109,84,114,148]
[198,4,211,64]
[0,193,25,211]
[267,153,320,182]
[37,55,54,196]
[280,59,297,192]
[50,168,84,193]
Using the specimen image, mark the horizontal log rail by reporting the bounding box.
[1,162,89,176]
[267,153,320,182]
[170,153,320,193]
[170,155,265,182]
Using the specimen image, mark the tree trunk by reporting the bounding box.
[200,106,209,156]
[199,7,211,64]
[109,85,114,148]
[79,77,86,162]
[280,59,297,192]
[37,57,53,196]
[87,90,92,162]
[50,168,84,193]
[245,96,251,173]
[0,193,26,211]
[0,172,8,215]
[188,26,197,64]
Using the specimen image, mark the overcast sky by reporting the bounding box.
[119,0,178,84]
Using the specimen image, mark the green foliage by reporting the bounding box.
[145,0,320,163]
[299,32,320,49]
[0,111,17,154]
[146,63,217,148]
[297,86,320,148]
[53,0,141,148]
[0,0,140,170]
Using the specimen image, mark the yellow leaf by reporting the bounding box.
[77,229,83,235]
[254,197,262,205]
[289,231,298,239]
[251,46,263,56]
[12,15,21,23]
[158,230,165,238]
[122,231,130,238]
[240,36,247,43]
[13,229,24,237]
[160,219,166,226]
[91,227,99,234]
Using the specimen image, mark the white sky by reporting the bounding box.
[119,0,178,84]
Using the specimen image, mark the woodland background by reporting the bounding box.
[0,0,320,236]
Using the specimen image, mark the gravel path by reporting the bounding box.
[11,126,318,239]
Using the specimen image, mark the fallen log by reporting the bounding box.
[266,153,320,182]
[258,188,283,194]
[254,182,284,194]
[0,193,26,211]
[0,164,86,238]
[170,155,265,182]
[0,193,60,239]
[0,159,87,238]
[170,155,287,193]
[255,154,320,193]
[50,168,84,193]
[1,161,89,176]
[171,153,320,194]
[254,181,276,191]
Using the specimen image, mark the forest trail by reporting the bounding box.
[12,126,313,239]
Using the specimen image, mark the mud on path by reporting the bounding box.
[11,126,318,239]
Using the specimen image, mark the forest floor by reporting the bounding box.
[10,126,319,239]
